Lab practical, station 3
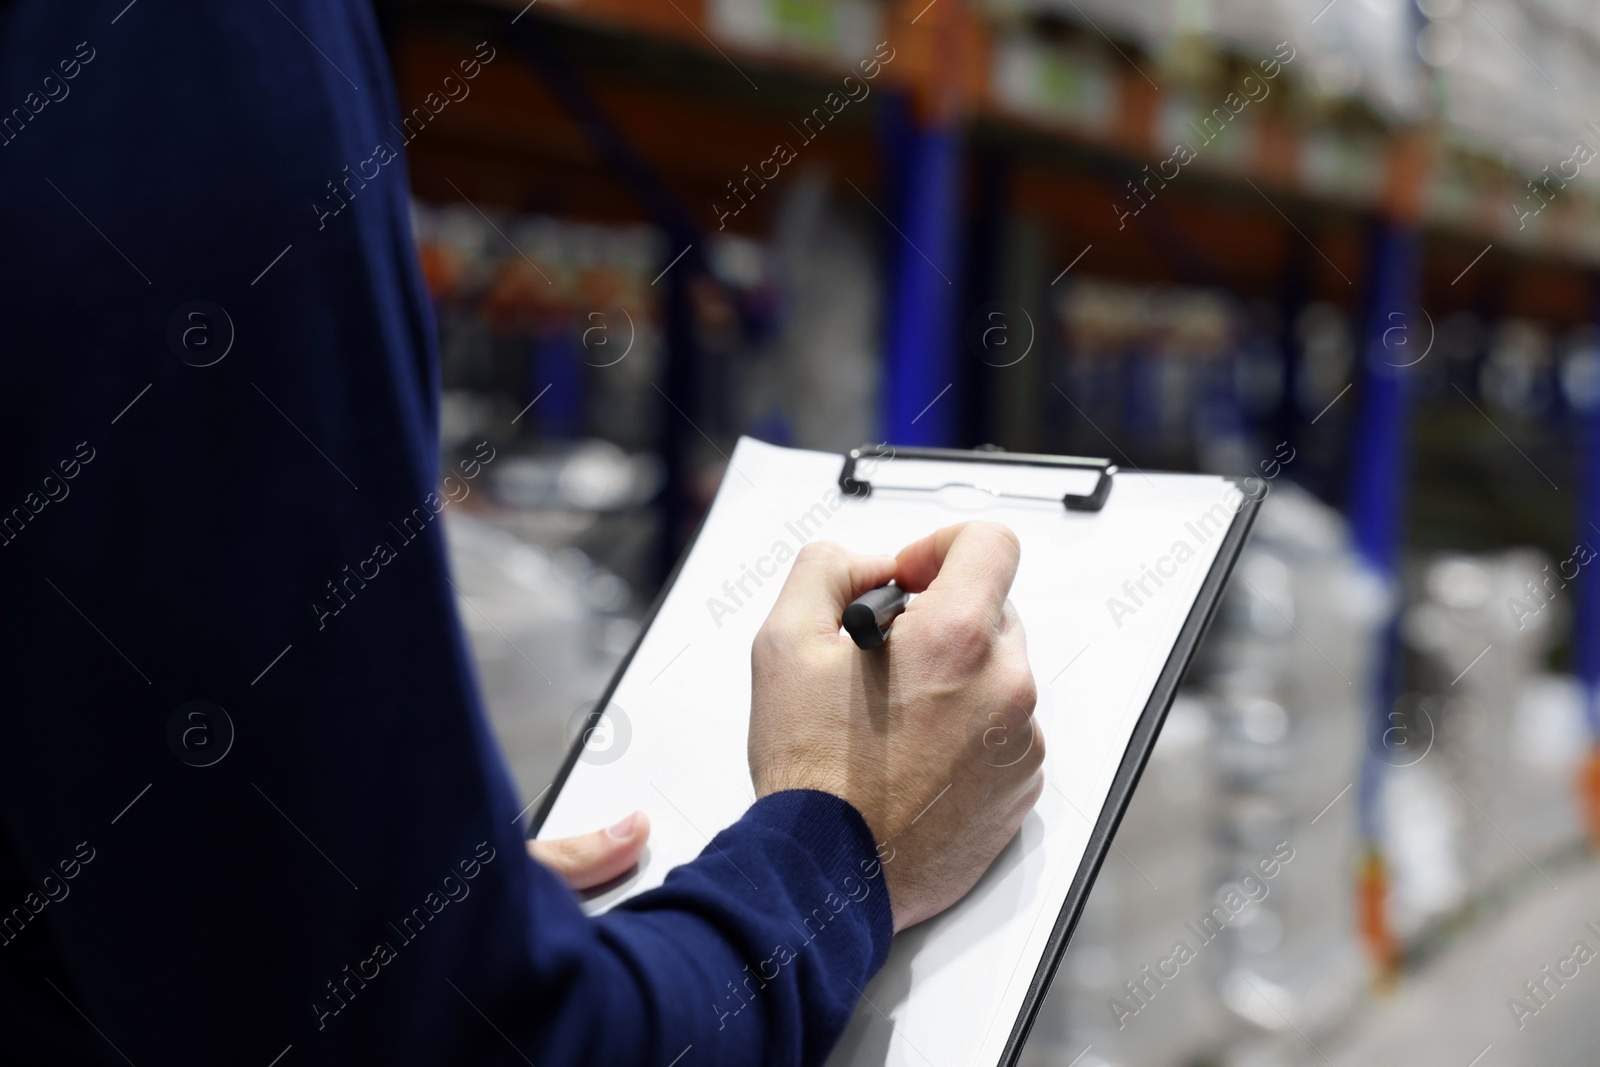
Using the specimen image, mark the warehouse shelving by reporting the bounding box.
[437,0,1600,275]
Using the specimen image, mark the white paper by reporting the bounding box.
[539,438,1239,1066]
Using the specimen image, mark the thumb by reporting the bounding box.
[528,811,651,891]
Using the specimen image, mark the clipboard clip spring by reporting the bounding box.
[838,444,1117,513]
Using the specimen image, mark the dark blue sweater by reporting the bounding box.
[0,2,891,1063]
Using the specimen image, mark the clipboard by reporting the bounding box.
[532,438,1260,1067]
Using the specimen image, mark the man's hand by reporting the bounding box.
[529,811,651,891]
[747,522,1044,932]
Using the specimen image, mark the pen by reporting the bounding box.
[843,582,911,650]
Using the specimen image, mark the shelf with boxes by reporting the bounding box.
[448,0,1600,277]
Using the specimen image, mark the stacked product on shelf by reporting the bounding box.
[1423,0,1600,171]
[1395,551,1586,930]
[1419,0,1600,255]
[706,0,886,63]
[994,0,1421,121]
[413,198,669,450]
[750,170,885,451]
[1284,0,1421,121]
[415,189,883,467]
[981,0,1420,202]
[1051,281,1354,492]
[1054,280,1242,470]
[974,0,1600,266]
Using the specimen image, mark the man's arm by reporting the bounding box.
[0,3,1037,1064]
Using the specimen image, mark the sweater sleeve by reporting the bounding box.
[430,792,893,1067]
[589,790,894,1064]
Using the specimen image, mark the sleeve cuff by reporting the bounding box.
[743,789,896,974]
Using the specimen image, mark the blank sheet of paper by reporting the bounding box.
[538,438,1238,1067]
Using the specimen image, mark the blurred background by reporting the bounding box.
[377,0,1600,1062]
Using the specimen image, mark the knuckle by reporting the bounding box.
[942,606,996,655]
[1003,667,1038,717]
[974,666,1038,765]
[985,700,1029,747]
[795,541,843,567]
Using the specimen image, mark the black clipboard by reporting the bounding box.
[531,443,1261,1067]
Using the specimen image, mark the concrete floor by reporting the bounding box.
[1287,859,1600,1067]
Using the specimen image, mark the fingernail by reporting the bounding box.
[607,812,638,840]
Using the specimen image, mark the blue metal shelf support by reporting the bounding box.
[1575,276,1600,736]
[879,92,964,446]
[1348,220,1421,844]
